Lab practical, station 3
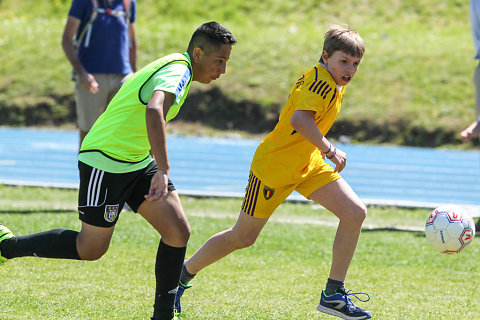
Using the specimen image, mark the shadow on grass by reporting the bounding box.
[362,226,425,235]
[0,209,75,214]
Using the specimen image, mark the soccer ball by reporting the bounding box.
[425,205,475,254]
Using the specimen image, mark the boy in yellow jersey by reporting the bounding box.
[175,25,371,320]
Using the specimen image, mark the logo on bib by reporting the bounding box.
[104,204,119,223]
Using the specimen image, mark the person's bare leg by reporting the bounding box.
[185,211,268,274]
[308,178,366,282]
[138,190,190,247]
[312,179,371,319]
[76,222,115,260]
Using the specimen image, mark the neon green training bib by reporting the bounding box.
[79,52,192,173]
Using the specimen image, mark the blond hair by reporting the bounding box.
[321,25,364,62]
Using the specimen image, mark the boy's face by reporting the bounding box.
[192,44,233,84]
[322,50,362,86]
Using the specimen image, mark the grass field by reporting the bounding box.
[1,185,479,319]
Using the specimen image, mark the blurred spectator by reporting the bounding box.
[61,0,137,146]
[460,1,480,229]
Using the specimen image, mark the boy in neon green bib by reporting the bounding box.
[0,21,236,320]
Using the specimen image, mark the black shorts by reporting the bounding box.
[77,160,175,228]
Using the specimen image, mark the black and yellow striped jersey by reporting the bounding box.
[251,64,345,187]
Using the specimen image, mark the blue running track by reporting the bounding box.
[0,127,479,214]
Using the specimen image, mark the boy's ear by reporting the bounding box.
[321,50,329,64]
[192,47,204,63]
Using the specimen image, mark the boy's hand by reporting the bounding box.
[329,147,347,173]
[145,170,168,201]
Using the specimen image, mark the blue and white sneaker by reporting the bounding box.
[317,288,371,320]
[174,280,192,314]
[0,224,14,266]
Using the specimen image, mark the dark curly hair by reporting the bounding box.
[187,21,237,55]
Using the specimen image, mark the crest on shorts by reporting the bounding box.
[104,204,119,223]
[263,186,275,200]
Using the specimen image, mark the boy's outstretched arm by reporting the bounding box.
[290,110,347,173]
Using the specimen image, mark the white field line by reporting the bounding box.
[1,202,425,232]
[4,183,480,216]
[186,211,425,232]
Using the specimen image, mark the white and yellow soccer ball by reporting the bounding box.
[425,205,475,254]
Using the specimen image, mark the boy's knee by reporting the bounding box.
[232,233,257,249]
[179,225,191,244]
[353,204,367,223]
[175,222,191,243]
[76,241,109,261]
[79,247,108,261]
[161,224,191,247]
[342,204,367,225]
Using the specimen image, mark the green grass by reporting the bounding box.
[0,0,477,145]
[1,185,479,319]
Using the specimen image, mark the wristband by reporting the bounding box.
[326,146,337,159]
[323,142,332,155]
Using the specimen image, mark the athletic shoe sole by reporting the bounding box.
[317,304,371,320]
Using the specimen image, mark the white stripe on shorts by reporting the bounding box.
[87,168,105,206]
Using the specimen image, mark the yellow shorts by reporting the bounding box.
[241,163,341,219]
